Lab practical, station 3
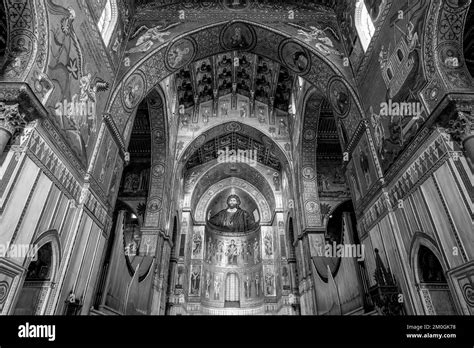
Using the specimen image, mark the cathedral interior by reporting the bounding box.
[0,0,473,316]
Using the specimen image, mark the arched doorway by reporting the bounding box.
[14,239,58,315]
[225,272,240,307]
[414,244,457,315]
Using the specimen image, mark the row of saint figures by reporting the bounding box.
[191,232,275,266]
[188,269,280,300]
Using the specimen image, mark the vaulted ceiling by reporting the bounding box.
[175,52,294,113]
[127,99,151,158]
[185,130,282,171]
[316,99,342,161]
[134,0,338,13]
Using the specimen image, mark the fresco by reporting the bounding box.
[220,22,256,51]
[189,264,202,296]
[191,228,203,259]
[279,39,311,74]
[352,133,378,195]
[287,22,344,58]
[361,0,429,172]
[262,228,274,259]
[263,264,276,296]
[120,164,151,197]
[126,21,177,55]
[122,72,146,110]
[165,37,196,71]
[42,0,113,165]
[93,129,119,192]
[316,163,350,197]
[204,232,261,267]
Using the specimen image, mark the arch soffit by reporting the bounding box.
[421,0,474,114]
[187,161,277,212]
[106,20,366,144]
[194,177,272,224]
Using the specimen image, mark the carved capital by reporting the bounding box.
[0,103,27,136]
[445,111,474,144]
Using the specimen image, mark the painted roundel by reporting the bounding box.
[152,163,165,177]
[148,198,162,212]
[302,166,316,180]
[165,37,196,71]
[226,122,242,132]
[221,0,250,11]
[463,283,474,306]
[328,78,351,117]
[0,281,8,304]
[279,39,311,75]
[152,129,165,144]
[303,129,316,141]
[220,22,256,51]
[194,135,206,148]
[122,72,146,110]
[305,201,320,214]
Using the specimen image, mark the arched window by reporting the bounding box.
[97,0,118,46]
[355,0,375,52]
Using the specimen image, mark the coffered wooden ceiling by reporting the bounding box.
[175,52,294,113]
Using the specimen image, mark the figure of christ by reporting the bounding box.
[208,194,256,232]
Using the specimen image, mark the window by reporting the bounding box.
[97,0,118,46]
[355,0,375,52]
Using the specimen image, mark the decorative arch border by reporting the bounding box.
[141,86,170,229]
[22,229,61,315]
[186,161,277,213]
[408,231,457,315]
[194,177,272,224]
[106,20,366,151]
[1,0,48,82]
[421,0,474,114]
[408,232,449,285]
[98,0,118,47]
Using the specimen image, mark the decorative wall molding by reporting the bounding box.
[26,127,111,229]
[359,129,455,234]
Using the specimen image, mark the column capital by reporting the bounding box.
[435,96,474,143]
[0,103,27,136]
[444,110,474,144]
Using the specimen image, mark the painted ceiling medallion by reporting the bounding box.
[279,39,311,75]
[221,0,250,11]
[220,22,256,51]
[165,37,196,71]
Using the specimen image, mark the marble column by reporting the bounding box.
[0,103,26,155]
